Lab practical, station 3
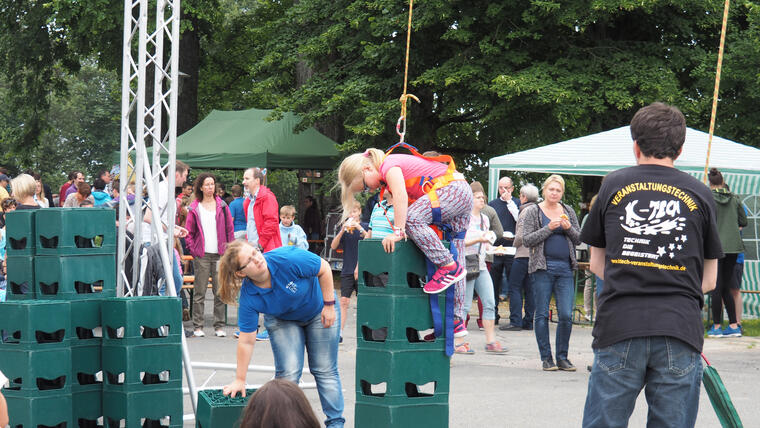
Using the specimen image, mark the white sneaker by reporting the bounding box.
[193,329,205,337]
[215,329,227,337]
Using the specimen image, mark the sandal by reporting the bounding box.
[454,342,475,355]
[485,341,507,354]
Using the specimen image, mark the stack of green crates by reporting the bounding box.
[0,301,74,427]
[101,296,183,427]
[354,240,450,428]
[1,208,183,427]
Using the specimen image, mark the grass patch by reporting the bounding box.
[703,319,760,337]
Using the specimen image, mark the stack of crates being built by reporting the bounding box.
[0,208,182,427]
[354,240,450,428]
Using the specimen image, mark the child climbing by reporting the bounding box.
[338,147,473,331]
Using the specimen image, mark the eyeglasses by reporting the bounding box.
[237,249,260,272]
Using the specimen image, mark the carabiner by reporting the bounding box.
[396,116,406,143]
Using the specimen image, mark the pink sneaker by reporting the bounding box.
[424,262,466,294]
[453,318,468,338]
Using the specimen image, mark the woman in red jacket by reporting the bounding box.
[185,172,235,337]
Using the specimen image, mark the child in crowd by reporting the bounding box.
[330,200,367,341]
[366,192,394,240]
[279,205,309,250]
[239,379,320,428]
[338,148,472,332]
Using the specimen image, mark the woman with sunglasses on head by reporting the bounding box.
[218,239,344,428]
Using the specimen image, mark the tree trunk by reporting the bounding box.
[178,18,200,136]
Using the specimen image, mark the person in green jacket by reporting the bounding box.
[706,168,747,338]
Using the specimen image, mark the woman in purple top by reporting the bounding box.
[184,172,234,338]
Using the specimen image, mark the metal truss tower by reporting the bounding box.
[117,0,198,413]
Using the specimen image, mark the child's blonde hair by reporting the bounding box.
[337,148,384,222]
[280,205,296,217]
[217,239,252,305]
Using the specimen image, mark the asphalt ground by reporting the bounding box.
[183,294,760,427]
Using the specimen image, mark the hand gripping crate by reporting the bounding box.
[103,388,182,428]
[35,207,116,255]
[0,301,71,349]
[195,389,257,428]
[0,347,72,397]
[101,297,182,346]
[356,293,446,351]
[34,254,116,299]
[5,255,35,300]
[5,394,73,428]
[357,240,429,296]
[101,343,182,393]
[355,348,450,428]
[5,210,36,256]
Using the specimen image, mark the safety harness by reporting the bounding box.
[378,142,466,356]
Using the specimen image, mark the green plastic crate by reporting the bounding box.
[195,389,257,428]
[5,394,73,428]
[5,210,36,256]
[102,343,182,392]
[102,389,182,428]
[73,389,103,426]
[34,254,116,300]
[355,348,450,403]
[35,207,116,255]
[0,301,71,349]
[0,348,72,396]
[356,293,446,350]
[70,299,103,345]
[5,255,35,300]
[355,402,448,428]
[72,343,103,392]
[357,240,431,296]
[101,297,182,345]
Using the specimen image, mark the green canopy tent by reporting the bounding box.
[112,108,340,169]
[488,126,760,318]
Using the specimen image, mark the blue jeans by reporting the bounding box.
[508,257,534,328]
[265,307,345,427]
[582,336,702,428]
[595,276,604,297]
[464,269,495,320]
[531,260,574,361]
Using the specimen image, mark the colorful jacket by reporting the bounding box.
[184,196,235,258]
[243,186,282,252]
[279,223,309,250]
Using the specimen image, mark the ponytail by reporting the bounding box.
[337,148,384,223]
[217,239,249,305]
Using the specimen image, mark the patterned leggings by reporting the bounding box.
[406,179,473,319]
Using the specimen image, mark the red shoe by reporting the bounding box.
[476,319,484,331]
[454,318,468,338]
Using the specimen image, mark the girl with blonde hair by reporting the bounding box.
[218,239,344,427]
[337,147,472,334]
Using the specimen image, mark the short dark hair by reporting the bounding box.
[77,182,92,198]
[239,379,320,428]
[630,102,686,160]
[193,172,216,201]
[93,178,107,191]
[231,184,243,197]
[708,168,725,187]
[68,171,79,181]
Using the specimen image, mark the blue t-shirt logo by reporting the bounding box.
[286,281,298,294]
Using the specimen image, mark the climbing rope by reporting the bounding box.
[396,0,420,143]
[703,0,731,182]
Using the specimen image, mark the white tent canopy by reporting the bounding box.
[488,126,760,200]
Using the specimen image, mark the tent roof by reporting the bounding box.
[113,109,340,169]
[488,126,760,199]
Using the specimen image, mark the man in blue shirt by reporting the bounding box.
[228,185,246,239]
[488,176,520,325]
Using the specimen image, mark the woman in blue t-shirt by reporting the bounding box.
[217,239,344,428]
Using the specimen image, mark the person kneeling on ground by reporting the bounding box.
[220,240,345,428]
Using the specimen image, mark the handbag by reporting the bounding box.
[465,213,486,281]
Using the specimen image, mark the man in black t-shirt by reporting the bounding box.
[580,103,721,428]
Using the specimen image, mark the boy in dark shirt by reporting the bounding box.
[330,201,367,341]
[580,102,721,428]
